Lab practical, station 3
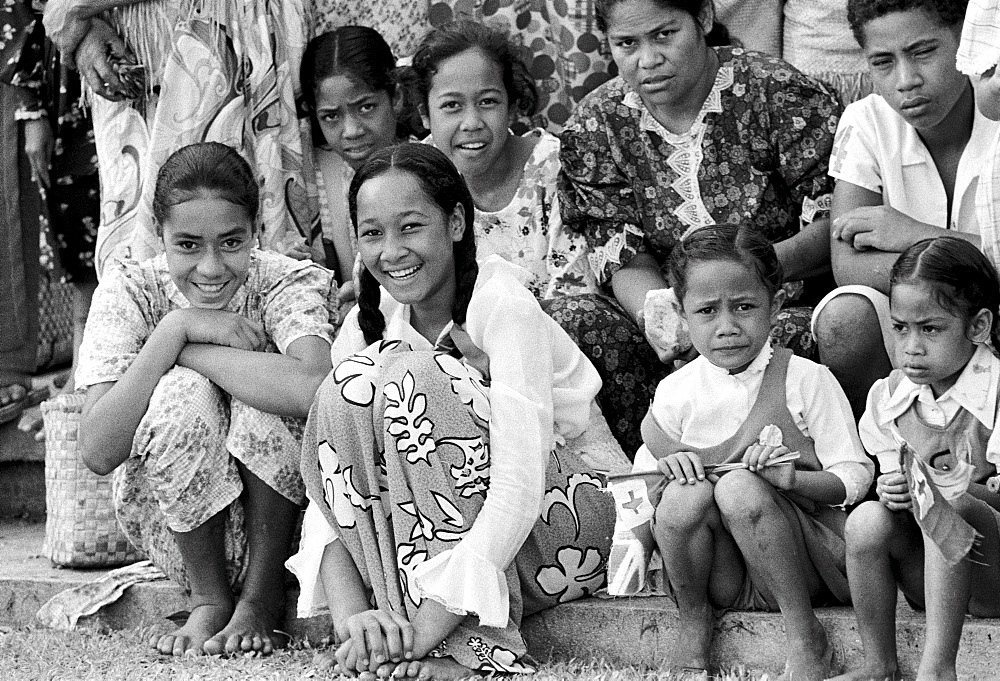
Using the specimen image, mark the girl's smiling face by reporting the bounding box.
[161,196,256,309]
[316,74,400,169]
[680,259,782,374]
[422,47,514,180]
[355,169,465,310]
[890,281,989,396]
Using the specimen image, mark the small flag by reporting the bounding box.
[901,444,978,565]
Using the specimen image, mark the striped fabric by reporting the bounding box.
[957,0,1000,76]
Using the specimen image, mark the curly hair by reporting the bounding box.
[891,236,1000,351]
[667,224,783,307]
[402,19,538,119]
[348,143,478,345]
[152,142,258,235]
[847,0,969,47]
[594,0,731,46]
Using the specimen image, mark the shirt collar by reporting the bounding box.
[622,62,735,142]
[703,342,773,381]
[878,344,999,429]
[899,101,1000,169]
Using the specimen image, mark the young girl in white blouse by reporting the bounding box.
[831,237,1000,681]
[608,224,873,681]
[287,143,626,679]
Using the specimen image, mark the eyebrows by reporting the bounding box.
[169,226,249,241]
[316,92,381,110]
[866,37,939,59]
[358,210,432,226]
[608,19,681,40]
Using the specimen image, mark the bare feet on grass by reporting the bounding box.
[380,658,479,680]
[778,621,833,681]
[151,602,233,656]
[825,666,901,681]
[202,598,287,656]
[672,601,713,672]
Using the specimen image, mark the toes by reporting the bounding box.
[202,635,224,656]
[155,634,175,655]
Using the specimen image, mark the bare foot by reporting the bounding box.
[202,598,286,656]
[779,622,833,681]
[826,667,900,681]
[150,602,233,656]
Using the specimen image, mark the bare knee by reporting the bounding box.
[714,470,773,526]
[655,481,716,532]
[845,501,898,556]
[814,294,882,365]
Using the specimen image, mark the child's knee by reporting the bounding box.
[713,470,772,520]
[845,500,895,552]
[654,480,716,531]
[814,294,881,360]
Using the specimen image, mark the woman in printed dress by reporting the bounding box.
[551,0,841,457]
[42,0,318,275]
[288,142,626,679]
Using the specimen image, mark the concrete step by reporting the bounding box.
[3,521,1000,677]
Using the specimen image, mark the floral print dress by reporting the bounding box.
[75,250,337,589]
[473,129,597,299]
[549,47,841,457]
[294,257,626,673]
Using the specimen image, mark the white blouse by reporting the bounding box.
[632,344,873,506]
[288,256,602,625]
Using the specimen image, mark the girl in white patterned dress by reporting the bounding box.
[75,142,335,657]
[406,20,597,300]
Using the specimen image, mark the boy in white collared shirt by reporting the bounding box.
[811,0,1000,417]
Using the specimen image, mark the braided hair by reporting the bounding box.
[348,143,478,345]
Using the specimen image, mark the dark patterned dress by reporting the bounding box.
[554,46,841,457]
[5,2,99,282]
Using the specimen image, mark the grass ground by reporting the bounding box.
[0,624,769,681]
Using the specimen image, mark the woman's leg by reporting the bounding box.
[827,501,923,681]
[918,494,1000,681]
[714,471,830,680]
[202,461,300,655]
[118,366,247,655]
[653,480,744,671]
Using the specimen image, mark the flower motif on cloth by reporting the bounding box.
[439,436,491,499]
[397,542,429,607]
[335,340,403,407]
[535,545,607,603]
[317,440,377,529]
[467,639,534,674]
[398,492,466,543]
[435,353,491,429]
[540,472,603,540]
[623,66,735,239]
[384,371,437,466]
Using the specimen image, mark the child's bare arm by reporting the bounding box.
[177,335,332,417]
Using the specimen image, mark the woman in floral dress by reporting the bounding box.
[551,0,841,457]
[289,143,626,678]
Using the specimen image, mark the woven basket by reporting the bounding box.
[42,393,144,567]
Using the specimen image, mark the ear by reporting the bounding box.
[419,104,431,133]
[968,308,993,344]
[769,288,787,324]
[448,204,467,243]
[696,0,715,35]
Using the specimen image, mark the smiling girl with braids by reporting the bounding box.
[288,142,626,680]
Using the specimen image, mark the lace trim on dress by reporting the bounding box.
[588,223,646,285]
[622,66,735,239]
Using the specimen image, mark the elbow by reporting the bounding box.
[78,425,122,476]
[81,445,117,476]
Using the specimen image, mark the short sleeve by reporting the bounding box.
[767,67,841,224]
[263,262,338,354]
[559,84,647,284]
[828,100,883,195]
[858,377,903,474]
[75,264,155,389]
